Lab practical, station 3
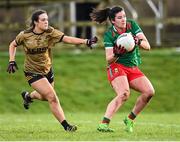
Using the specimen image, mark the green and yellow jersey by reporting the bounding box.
[15,26,64,74]
[104,19,143,67]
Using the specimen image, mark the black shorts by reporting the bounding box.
[24,69,54,85]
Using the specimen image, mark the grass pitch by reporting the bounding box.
[0,112,179,141]
[0,48,180,141]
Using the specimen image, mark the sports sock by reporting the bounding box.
[26,93,32,101]
[128,112,136,120]
[102,117,110,124]
[61,120,70,130]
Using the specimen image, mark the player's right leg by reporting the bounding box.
[31,78,77,132]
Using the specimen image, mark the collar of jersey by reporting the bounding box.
[112,25,126,35]
[32,30,45,35]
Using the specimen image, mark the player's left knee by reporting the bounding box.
[146,95,152,103]
[145,87,155,96]
[146,89,155,102]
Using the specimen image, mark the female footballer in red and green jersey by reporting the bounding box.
[7,9,98,132]
[90,6,155,132]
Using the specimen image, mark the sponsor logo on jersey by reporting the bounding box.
[26,47,48,54]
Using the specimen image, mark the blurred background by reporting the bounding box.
[0,0,180,47]
[0,0,179,114]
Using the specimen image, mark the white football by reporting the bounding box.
[116,33,135,52]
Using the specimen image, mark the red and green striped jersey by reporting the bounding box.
[103,19,143,67]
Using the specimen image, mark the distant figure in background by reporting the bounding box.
[90,6,155,132]
[7,9,97,132]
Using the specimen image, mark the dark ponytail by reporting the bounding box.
[90,8,110,24]
[90,6,124,24]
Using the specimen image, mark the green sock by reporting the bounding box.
[102,117,110,124]
[128,112,136,120]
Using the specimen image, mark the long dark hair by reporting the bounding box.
[90,6,124,24]
[26,9,47,31]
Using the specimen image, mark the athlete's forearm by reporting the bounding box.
[136,33,151,50]
[139,40,151,50]
[62,36,86,45]
[9,40,17,61]
[106,54,119,64]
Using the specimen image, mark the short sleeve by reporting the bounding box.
[131,20,143,35]
[103,32,114,48]
[15,31,24,46]
[50,28,64,43]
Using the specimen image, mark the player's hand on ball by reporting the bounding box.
[86,36,98,49]
[113,45,126,56]
[7,61,18,73]
[134,36,143,46]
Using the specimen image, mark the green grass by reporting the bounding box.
[0,47,180,113]
[0,112,180,141]
[0,47,180,141]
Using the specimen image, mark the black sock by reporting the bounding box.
[26,94,32,101]
[61,120,70,130]
[25,92,33,102]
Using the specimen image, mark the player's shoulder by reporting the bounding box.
[104,26,114,36]
[126,19,141,31]
[18,30,25,35]
[127,18,139,26]
[45,26,62,36]
[127,18,135,22]
[16,30,31,39]
[45,26,54,33]
[22,28,35,38]
[24,27,33,34]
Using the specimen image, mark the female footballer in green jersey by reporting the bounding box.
[90,6,155,132]
[7,9,97,132]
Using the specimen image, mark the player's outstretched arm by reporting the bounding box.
[62,36,98,49]
[7,40,18,73]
